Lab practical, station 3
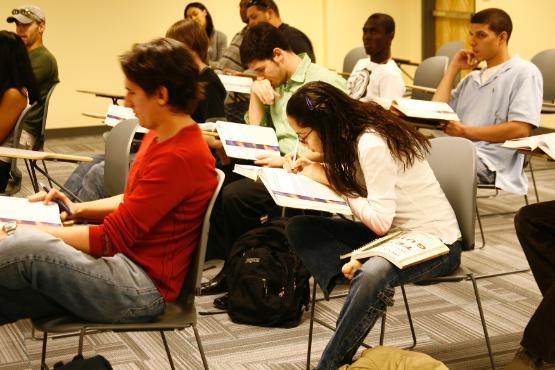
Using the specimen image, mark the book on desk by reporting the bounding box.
[391,98,459,128]
[502,133,555,160]
[0,196,62,227]
[340,229,450,269]
[234,164,352,215]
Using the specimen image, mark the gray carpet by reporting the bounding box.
[1,133,554,369]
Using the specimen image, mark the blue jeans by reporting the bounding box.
[63,154,109,201]
[0,229,165,325]
[476,157,496,185]
[286,216,462,369]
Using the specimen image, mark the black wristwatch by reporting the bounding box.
[2,221,17,235]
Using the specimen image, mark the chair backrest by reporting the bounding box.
[412,56,449,101]
[436,41,464,62]
[33,82,58,151]
[181,168,225,306]
[426,137,477,250]
[343,47,367,74]
[531,48,555,103]
[103,119,139,196]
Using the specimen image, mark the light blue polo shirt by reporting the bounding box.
[449,56,543,195]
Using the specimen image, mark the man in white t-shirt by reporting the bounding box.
[347,13,405,102]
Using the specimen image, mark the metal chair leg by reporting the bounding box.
[400,284,417,350]
[527,157,540,203]
[40,330,48,370]
[469,274,496,370]
[160,330,176,370]
[476,203,486,248]
[379,311,386,345]
[192,326,209,370]
[77,328,86,356]
[307,279,317,370]
[40,160,53,187]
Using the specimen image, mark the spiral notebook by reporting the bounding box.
[340,229,449,269]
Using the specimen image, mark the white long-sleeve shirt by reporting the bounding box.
[346,131,460,244]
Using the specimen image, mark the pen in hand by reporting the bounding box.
[39,182,72,216]
[292,137,299,172]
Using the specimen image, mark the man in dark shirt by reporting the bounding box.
[245,0,315,62]
[7,5,59,148]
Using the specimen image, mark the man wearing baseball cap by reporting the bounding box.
[7,5,59,148]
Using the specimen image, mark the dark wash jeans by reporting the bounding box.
[515,201,555,363]
[286,215,462,370]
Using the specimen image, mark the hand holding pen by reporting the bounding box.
[39,183,73,216]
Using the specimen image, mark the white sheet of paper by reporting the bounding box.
[0,196,61,226]
[259,168,352,215]
[216,121,280,160]
[104,105,147,134]
[217,74,253,94]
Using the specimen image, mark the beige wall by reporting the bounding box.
[475,0,555,60]
[1,1,552,129]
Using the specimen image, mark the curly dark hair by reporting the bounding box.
[0,31,39,104]
[120,38,204,115]
[286,81,430,197]
[240,22,291,67]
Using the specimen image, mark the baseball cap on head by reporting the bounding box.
[7,5,45,24]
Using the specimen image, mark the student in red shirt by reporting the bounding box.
[0,38,217,324]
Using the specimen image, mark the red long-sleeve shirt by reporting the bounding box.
[89,124,216,301]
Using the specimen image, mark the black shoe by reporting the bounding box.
[213,294,229,310]
[200,270,227,296]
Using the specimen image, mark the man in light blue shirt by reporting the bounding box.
[433,8,543,195]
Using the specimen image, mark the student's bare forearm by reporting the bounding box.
[75,195,124,222]
[432,66,460,102]
[462,122,533,142]
[248,95,265,125]
[32,224,91,253]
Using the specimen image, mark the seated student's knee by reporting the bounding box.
[1,229,70,258]
[352,257,395,293]
[221,179,245,207]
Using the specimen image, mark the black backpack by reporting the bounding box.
[226,218,311,328]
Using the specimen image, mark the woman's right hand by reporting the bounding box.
[28,189,79,221]
[283,152,313,173]
[342,259,362,280]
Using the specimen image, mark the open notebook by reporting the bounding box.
[0,196,62,227]
[392,98,459,124]
[234,165,352,215]
[340,229,450,269]
[502,133,555,159]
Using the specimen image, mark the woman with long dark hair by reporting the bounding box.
[184,2,227,63]
[0,30,39,191]
[285,81,462,369]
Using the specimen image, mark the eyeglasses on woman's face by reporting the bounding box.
[297,128,313,145]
